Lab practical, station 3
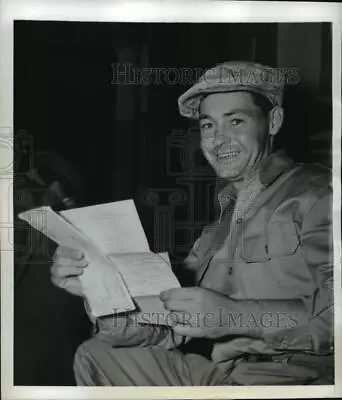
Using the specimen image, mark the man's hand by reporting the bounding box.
[160,287,233,339]
[51,246,88,297]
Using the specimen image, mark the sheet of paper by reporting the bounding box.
[18,206,92,248]
[18,207,135,317]
[60,199,150,255]
[133,295,175,326]
[108,252,180,298]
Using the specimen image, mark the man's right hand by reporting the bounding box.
[51,246,88,297]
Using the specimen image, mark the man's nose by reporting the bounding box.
[214,125,233,145]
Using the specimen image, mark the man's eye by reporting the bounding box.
[200,122,213,130]
[231,118,244,126]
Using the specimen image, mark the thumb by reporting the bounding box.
[172,324,201,338]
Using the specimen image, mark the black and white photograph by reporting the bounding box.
[1,1,341,399]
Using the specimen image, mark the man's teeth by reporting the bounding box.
[218,151,240,159]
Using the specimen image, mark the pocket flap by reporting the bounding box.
[241,221,299,262]
[267,222,299,257]
[241,234,269,263]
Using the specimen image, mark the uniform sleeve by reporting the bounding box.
[263,186,334,352]
[83,299,187,349]
[183,238,202,274]
[95,314,187,349]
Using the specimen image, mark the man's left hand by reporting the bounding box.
[160,287,233,339]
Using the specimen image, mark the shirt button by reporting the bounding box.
[236,218,243,224]
[281,336,289,349]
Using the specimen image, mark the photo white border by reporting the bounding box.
[1,1,341,399]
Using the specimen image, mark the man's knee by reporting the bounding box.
[73,338,113,385]
[75,337,103,362]
[73,338,150,386]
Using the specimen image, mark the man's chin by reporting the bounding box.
[219,174,244,182]
[214,166,244,181]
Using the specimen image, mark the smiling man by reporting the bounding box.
[52,61,334,386]
[198,91,279,183]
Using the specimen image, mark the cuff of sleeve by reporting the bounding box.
[263,325,313,351]
[84,299,97,325]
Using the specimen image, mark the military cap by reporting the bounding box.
[178,61,284,119]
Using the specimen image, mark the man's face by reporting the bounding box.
[199,91,270,181]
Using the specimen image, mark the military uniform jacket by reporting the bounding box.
[94,150,333,367]
[182,150,333,364]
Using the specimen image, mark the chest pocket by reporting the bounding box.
[241,221,300,263]
[266,221,300,257]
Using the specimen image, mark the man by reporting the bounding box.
[51,61,334,385]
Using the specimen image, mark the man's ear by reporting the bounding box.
[268,106,284,137]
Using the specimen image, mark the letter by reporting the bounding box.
[154,67,163,85]
[139,67,153,85]
[140,312,152,325]
[110,62,135,84]
[228,312,243,327]
[246,70,258,86]
[112,310,119,328]
[193,67,206,82]
[246,312,259,328]
[288,67,300,84]
[180,311,193,326]
[276,312,288,328]
[288,312,298,327]
[275,68,289,85]
[131,67,140,84]
[260,68,275,84]
[194,312,201,328]
[228,70,242,85]
[203,312,217,328]
[165,311,178,327]
[164,67,181,86]
[129,312,139,327]
[150,312,159,325]
[260,312,273,328]
[181,67,195,85]
[218,308,225,328]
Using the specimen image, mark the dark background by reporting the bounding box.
[14,21,332,385]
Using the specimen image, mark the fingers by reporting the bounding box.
[51,246,88,275]
[52,256,88,268]
[53,246,84,261]
[160,288,201,314]
[160,287,200,301]
[51,264,85,279]
[172,324,201,338]
[162,299,195,313]
[51,246,88,297]
[51,275,83,297]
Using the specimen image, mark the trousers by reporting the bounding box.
[73,338,333,386]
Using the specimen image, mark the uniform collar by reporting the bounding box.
[259,149,295,186]
[217,149,295,205]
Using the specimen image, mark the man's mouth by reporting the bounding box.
[217,151,241,160]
